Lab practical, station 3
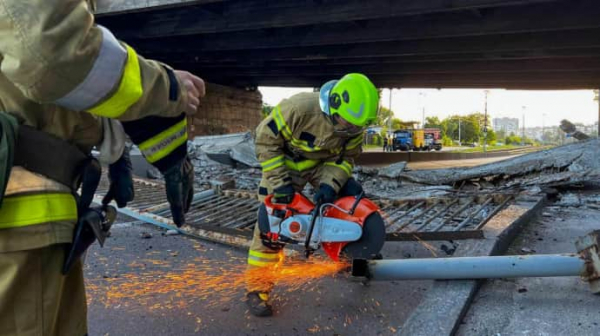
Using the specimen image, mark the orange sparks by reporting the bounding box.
[86,256,349,311]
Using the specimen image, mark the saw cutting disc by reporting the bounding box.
[341,212,386,259]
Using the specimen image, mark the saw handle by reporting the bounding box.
[304,199,323,258]
[348,191,365,215]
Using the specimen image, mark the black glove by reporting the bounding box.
[339,178,363,197]
[102,149,134,208]
[121,114,193,228]
[313,183,337,204]
[273,184,295,204]
[163,156,194,227]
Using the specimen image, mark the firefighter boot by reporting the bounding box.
[246,291,273,317]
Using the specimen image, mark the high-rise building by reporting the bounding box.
[493,117,520,134]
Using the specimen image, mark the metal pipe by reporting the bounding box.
[352,254,585,281]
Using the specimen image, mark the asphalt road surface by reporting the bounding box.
[85,223,439,336]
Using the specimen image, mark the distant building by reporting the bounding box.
[493,117,520,134]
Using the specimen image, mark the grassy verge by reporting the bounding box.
[450,144,522,153]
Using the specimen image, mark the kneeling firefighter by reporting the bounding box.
[0,1,204,335]
[246,73,379,316]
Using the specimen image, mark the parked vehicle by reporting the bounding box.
[424,128,443,151]
[412,129,425,151]
[392,130,413,151]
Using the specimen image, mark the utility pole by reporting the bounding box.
[388,88,393,136]
[483,90,489,154]
[542,113,546,144]
[458,117,461,146]
[521,106,526,146]
[597,89,600,137]
[420,91,426,129]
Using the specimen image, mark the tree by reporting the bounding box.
[424,116,442,129]
[377,107,394,126]
[261,103,273,119]
[484,129,497,145]
[391,118,403,130]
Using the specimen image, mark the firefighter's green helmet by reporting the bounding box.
[319,73,379,127]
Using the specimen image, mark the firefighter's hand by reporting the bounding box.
[339,178,363,197]
[273,185,295,204]
[313,183,336,204]
[102,149,134,208]
[175,70,205,115]
[163,156,195,227]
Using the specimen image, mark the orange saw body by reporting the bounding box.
[263,193,386,261]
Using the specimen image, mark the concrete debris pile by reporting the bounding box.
[394,139,600,190]
[187,140,261,191]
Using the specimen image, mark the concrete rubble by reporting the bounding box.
[395,139,600,189]
[131,133,599,201]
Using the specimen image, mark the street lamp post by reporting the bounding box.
[458,116,462,146]
[521,106,526,146]
[483,90,489,154]
[542,113,546,144]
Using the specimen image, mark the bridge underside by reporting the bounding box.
[97,0,600,89]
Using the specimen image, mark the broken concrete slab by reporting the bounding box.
[378,161,407,178]
[397,139,600,187]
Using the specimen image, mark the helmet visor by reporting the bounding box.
[319,80,338,114]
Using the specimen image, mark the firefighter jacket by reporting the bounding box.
[0,0,192,252]
[256,92,363,193]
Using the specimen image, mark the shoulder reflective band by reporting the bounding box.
[260,155,285,172]
[56,26,142,116]
[324,160,353,176]
[0,193,77,229]
[284,158,319,172]
[272,107,322,152]
[87,44,143,117]
[138,118,188,163]
[248,249,283,267]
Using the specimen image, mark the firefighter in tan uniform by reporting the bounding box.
[0,1,205,335]
[246,74,379,316]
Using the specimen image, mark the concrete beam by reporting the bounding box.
[95,0,224,15]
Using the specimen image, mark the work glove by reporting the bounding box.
[102,149,134,208]
[313,183,337,204]
[339,178,363,197]
[273,184,295,204]
[163,156,195,227]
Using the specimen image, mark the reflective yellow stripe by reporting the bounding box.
[88,45,143,118]
[325,160,353,176]
[249,250,282,260]
[347,135,364,149]
[248,258,277,267]
[138,119,188,163]
[0,193,77,229]
[285,159,320,172]
[272,107,293,140]
[272,107,321,152]
[261,155,285,172]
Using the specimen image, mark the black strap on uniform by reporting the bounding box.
[13,125,88,191]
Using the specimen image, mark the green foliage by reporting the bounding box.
[391,118,403,130]
[424,116,442,129]
[377,107,394,126]
[261,103,274,119]
[441,135,453,146]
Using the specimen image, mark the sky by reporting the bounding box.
[260,87,599,128]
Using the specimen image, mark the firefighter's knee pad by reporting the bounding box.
[257,204,285,251]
